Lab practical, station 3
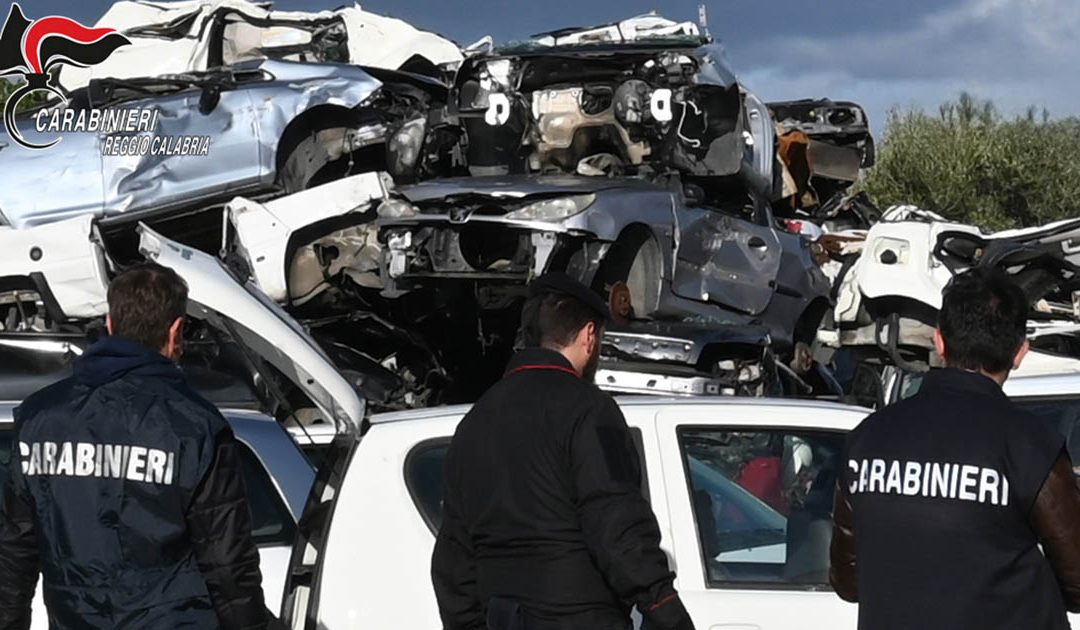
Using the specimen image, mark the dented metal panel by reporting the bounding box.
[670,207,783,315]
[0,58,381,230]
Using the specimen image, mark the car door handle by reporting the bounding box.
[748,236,767,248]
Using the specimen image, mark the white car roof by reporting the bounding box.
[1004,373,1080,398]
[369,396,871,425]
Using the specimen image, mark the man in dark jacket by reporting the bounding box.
[0,263,273,629]
[830,268,1080,630]
[432,273,695,630]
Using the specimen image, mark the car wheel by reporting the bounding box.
[279,126,354,194]
[596,229,663,322]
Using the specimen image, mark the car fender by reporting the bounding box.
[227,171,393,302]
[248,60,383,174]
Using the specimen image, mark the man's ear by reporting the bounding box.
[1013,339,1030,371]
[105,314,113,336]
[587,320,603,349]
[933,328,947,363]
[575,320,599,353]
[168,317,183,348]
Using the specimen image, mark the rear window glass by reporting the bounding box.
[236,442,297,546]
[406,441,449,532]
[405,429,650,535]
[678,427,844,589]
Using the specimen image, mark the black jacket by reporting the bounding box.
[829,368,1073,630]
[0,336,270,629]
[431,348,693,630]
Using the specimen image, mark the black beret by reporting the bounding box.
[528,272,612,322]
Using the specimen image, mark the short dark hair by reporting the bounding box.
[107,263,188,351]
[520,291,605,348]
[938,268,1028,373]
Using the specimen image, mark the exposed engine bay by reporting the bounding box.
[430,41,756,190]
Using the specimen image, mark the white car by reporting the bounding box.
[58,0,464,92]
[283,397,869,630]
[821,205,1080,369]
[282,358,1080,629]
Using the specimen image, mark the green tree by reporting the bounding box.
[860,92,1080,231]
[0,78,53,114]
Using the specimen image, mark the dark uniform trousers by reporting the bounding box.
[486,598,632,630]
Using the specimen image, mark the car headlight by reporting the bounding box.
[504,194,595,222]
[377,199,418,218]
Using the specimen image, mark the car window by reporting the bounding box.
[221,16,349,66]
[406,440,450,532]
[406,429,650,535]
[236,441,297,547]
[678,427,843,589]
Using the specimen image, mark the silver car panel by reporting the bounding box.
[0,59,382,229]
[1,116,104,227]
[670,205,783,316]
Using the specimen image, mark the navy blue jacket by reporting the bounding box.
[0,337,270,629]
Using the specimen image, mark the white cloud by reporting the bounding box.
[736,0,1080,129]
[752,0,1080,81]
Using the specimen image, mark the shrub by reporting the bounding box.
[860,92,1080,230]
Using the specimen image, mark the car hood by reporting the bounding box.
[137,224,365,434]
[396,175,664,203]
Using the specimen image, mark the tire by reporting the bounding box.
[595,229,663,321]
[278,126,353,194]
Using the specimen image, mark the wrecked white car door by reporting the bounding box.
[822,205,1080,366]
[225,171,391,303]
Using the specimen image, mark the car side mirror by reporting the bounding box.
[199,86,221,115]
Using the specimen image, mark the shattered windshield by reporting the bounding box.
[220,16,349,65]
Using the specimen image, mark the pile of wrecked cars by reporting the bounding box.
[0,7,881,410]
[2,2,1077,421]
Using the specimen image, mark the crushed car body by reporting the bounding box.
[819,205,1080,370]
[0,58,449,237]
[217,169,832,399]
[0,7,886,406]
[209,15,852,400]
[58,0,464,91]
[770,99,875,216]
[431,15,773,196]
[376,174,830,356]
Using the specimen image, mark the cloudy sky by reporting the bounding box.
[25,0,1080,133]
